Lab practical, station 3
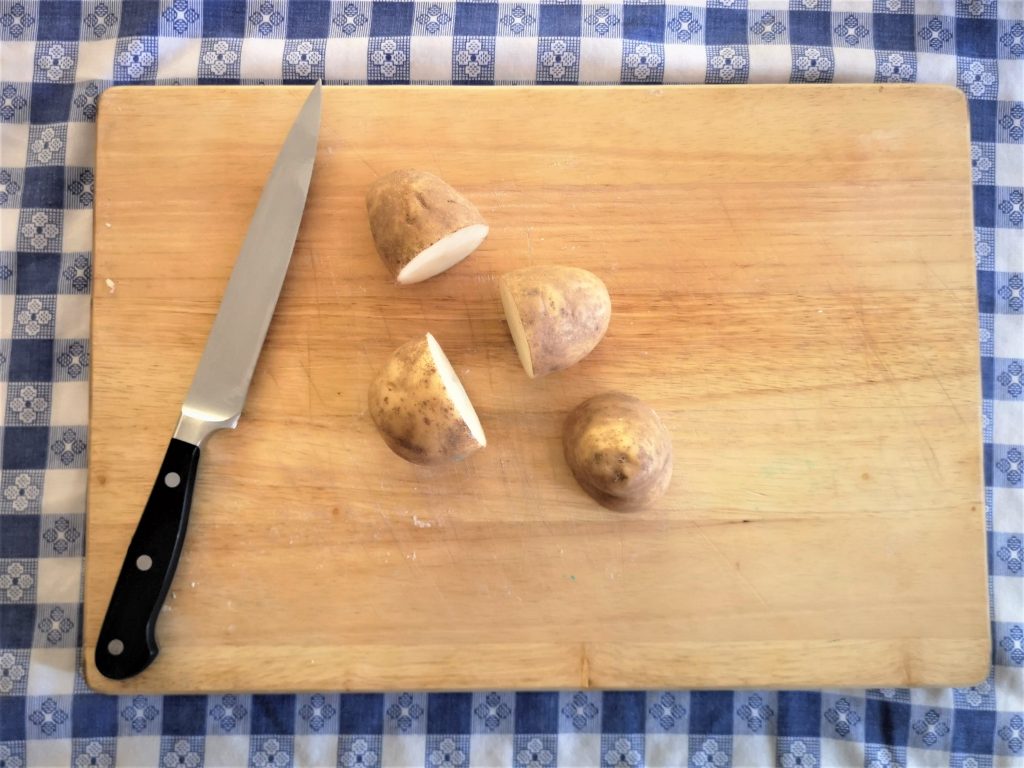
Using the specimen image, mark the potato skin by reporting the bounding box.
[366,170,486,279]
[368,336,482,465]
[563,393,673,511]
[501,266,611,377]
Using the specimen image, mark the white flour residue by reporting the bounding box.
[412,515,433,529]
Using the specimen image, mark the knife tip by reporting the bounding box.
[306,80,323,112]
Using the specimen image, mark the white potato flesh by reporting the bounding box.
[426,333,486,447]
[368,333,486,465]
[398,224,490,285]
[499,280,534,378]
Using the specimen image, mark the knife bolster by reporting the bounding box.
[173,408,239,446]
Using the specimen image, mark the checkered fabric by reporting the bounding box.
[1,0,1022,766]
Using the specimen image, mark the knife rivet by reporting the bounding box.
[164,472,181,488]
[107,639,124,656]
[136,554,153,571]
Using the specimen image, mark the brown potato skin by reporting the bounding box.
[368,336,482,465]
[501,265,610,377]
[366,170,486,280]
[563,392,673,511]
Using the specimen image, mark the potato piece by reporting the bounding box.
[500,265,611,378]
[368,333,486,465]
[366,170,489,285]
[563,392,673,511]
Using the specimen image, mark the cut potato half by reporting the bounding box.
[499,265,611,378]
[368,333,486,465]
[366,170,489,285]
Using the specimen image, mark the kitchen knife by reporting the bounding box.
[95,83,323,680]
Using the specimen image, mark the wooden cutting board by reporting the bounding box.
[84,85,986,694]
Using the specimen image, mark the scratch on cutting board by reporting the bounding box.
[309,252,326,324]
[921,352,969,427]
[716,190,739,234]
[441,537,459,567]
[262,366,282,393]
[359,154,380,176]
[376,509,400,545]
[853,296,944,480]
[464,301,479,348]
[689,521,769,608]
[380,313,396,344]
[298,339,328,409]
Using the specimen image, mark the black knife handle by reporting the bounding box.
[95,438,201,680]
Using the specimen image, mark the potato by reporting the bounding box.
[563,392,673,511]
[499,265,611,378]
[368,333,486,465]
[366,170,489,285]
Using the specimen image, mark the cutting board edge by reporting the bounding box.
[81,635,993,695]
[95,82,972,102]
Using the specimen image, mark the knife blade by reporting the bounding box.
[95,83,323,680]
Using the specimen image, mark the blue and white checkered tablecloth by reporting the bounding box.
[0,0,1022,766]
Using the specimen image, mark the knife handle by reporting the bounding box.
[95,438,201,680]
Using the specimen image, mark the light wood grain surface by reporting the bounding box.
[84,85,986,694]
